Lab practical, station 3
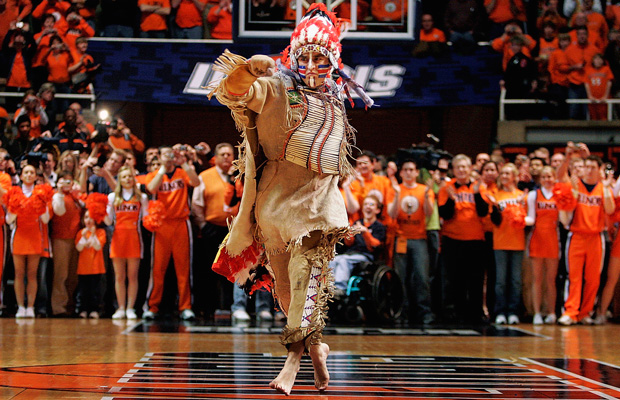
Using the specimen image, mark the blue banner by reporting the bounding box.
[89,40,503,108]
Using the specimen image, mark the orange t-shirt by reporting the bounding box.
[197,167,237,227]
[146,167,191,220]
[548,48,571,86]
[139,0,171,31]
[564,42,600,85]
[585,64,614,99]
[438,181,485,241]
[420,28,446,43]
[350,173,394,222]
[32,0,70,19]
[490,188,525,250]
[46,51,72,83]
[75,228,107,275]
[538,37,559,59]
[55,19,95,52]
[570,180,608,234]
[479,182,496,232]
[50,193,82,239]
[175,0,207,28]
[607,5,620,30]
[484,0,526,23]
[569,27,605,51]
[33,32,53,68]
[395,184,433,240]
[371,0,407,22]
[570,11,608,49]
[7,51,30,88]
[207,6,232,39]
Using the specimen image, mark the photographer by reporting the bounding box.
[107,117,144,155]
[13,90,49,139]
[491,22,536,71]
[55,6,94,51]
[1,23,36,110]
[43,34,73,96]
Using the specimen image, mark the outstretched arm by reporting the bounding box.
[222,53,275,96]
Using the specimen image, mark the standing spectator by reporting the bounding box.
[438,154,489,323]
[474,153,491,173]
[585,53,614,120]
[56,149,80,182]
[547,33,572,119]
[484,0,527,40]
[480,161,499,318]
[2,26,36,109]
[100,0,138,38]
[50,170,82,316]
[70,0,97,30]
[138,0,171,38]
[0,160,10,315]
[565,26,599,119]
[444,0,481,53]
[105,166,148,320]
[387,160,434,325]
[107,117,144,155]
[605,29,620,98]
[7,164,51,318]
[537,21,559,65]
[191,142,236,318]
[570,12,605,50]
[502,35,538,119]
[551,152,566,169]
[207,0,232,40]
[537,0,567,32]
[564,0,603,20]
[44,34,74,95]
[32,0,70,21]
[492,22,536,71]
[75,210,106,318]
[577,0,608,50]
[558,155,614,325]
[607,1,620,30]
[144,146,199,320]
[13,90,49,138]
[525,166,559,325]
[49,107,89,153]
[32,14,59,91]
[6,114,36,157]
[171,0,206,39]
[519,157,544,191]
[0,0,32,46]
[41,149,58,186]
[38,83,58,133]
[486,163,525,325]
[68,37,100,94]
[55,6,95,52]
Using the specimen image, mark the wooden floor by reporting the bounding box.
[2,318,620,399]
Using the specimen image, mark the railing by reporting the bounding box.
[499,87,620,122]
[0,86,97,111]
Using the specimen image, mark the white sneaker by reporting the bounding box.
[89,311,100,319]
[593,314,607,325]
[15,306,26,318]
[257,310,274,321]
[508,314,520,325]
[580,316,594,325]
[112,309,126,319]
[558,314,576,326]
[232,309,250,321]
[79,311,88,319]
[274,311,286,321]
[125,309,138,320]
[25,307,35,318]
[533,313,543,325]
[180,309,195,321]
[544,314,557,324]
[495,314,507,324]
[142,310,156,320]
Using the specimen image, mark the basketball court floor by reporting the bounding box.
[2,316,620,399]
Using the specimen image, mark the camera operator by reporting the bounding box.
[107,117,145,155]
[13,90,49,139]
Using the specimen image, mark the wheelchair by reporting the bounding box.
[330,261,403,324]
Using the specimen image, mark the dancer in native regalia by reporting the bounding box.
[208,3,373,395]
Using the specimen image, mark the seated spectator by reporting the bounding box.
[55,6,95,52]
[207,0,232,40]
[501,35,538,119]
[585,53,614,120]
[331,194,386,297]
[138,0,171,38]
[32,0,70,21]
[484,0,527,40]
[537,0,567,33]
[171,0,206,39]
[100,0,138,38]
[444,0,481,54]
[565,26,599,119]
[0,0,32,46]
[68,36,99,94]
[413,14,447,58]
[13,90,49,138]
[492,22,536,71]
[44,34,73,95]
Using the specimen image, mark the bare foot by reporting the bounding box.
[269,342,304,395]
[310,342,330,391]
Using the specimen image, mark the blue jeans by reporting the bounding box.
[568,83,587,120]
[101,25,134,38]
[172,24,203,39]
[393,238,432,320]
[494,250,523,316]
[329,253,372,291]
[231,285,273,313]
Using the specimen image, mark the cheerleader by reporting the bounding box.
[487,163,527,325]
[7,165,51,318]
[525,166,559,325]
[105,166,148,320]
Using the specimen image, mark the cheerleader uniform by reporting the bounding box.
[107,189,148,259]
[7,185,50,256]
[527,187,560,259]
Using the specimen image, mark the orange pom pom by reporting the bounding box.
[85,192,109,224]
[143,200,165,232]
[503,203,526,229]
[4,186,26,215]
[553,182,577,211]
